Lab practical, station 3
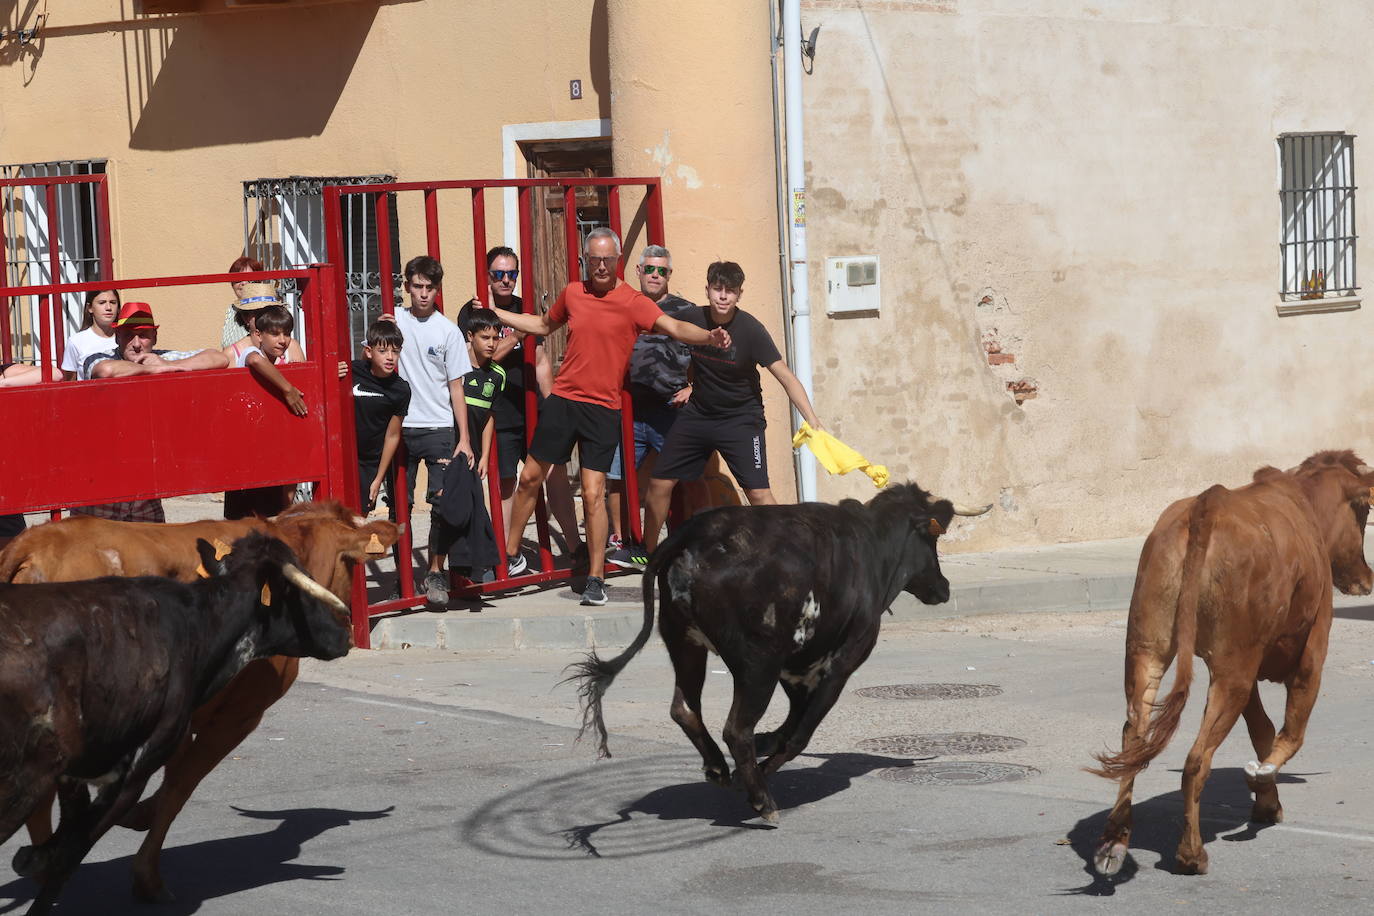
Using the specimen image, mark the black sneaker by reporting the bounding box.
[606,546,634,570]
[423,571,449,606]
[505,551,529,577]
[581,575,608,607]
[626,543,649,571]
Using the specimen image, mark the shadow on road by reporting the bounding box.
[0,805,392,915]
[1058,766,1306,896]
[463,751,905,861]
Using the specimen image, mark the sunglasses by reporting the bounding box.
[641,264,670,277]
[586,256,617,267]
[488,269,519,282]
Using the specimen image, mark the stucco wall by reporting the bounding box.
[1,0,612,347]
[800,0,1374,549]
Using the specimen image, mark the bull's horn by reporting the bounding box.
[951,502,993,517]
[280,564,349,615]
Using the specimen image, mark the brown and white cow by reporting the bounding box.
[0,501,399,902]
[1089,450,1374,876]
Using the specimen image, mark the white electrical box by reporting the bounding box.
[825,256,881,315]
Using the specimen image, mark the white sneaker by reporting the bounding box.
[505,551,529,576]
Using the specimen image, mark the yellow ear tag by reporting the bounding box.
[213,539,233,560]
[260,583,273,605]
[366,533,385,555]
[928,518,946,535]
[195,563,210,579]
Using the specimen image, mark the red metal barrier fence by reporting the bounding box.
[322,178,666,631]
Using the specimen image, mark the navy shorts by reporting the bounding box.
[528,395,621,473]
[653,410,769,490]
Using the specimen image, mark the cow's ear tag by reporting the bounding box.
[260,583,273,605]
[366,533,385,555]
[194,563,211,579]
[928,518,946,535]
[212,538,233,560]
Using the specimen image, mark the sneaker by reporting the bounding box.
[581,575,608,607]
[606,546,634,570]
[625,543,649,571]
[422,571,449,606]
[607,533,624,551]
[505,551,529,576]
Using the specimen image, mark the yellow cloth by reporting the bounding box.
[791,422,889,489]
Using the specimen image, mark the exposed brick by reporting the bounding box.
[987,353,1015,365]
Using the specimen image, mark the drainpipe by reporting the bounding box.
[780,0,818,502]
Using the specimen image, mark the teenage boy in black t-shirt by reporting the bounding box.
[642,260,824,553]
[351,320,412,515]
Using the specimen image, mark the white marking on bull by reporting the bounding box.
[31,706,55,732]
[685,626,717,654]
[762,604,776,628]
[792,593,819,648]
[98,549,124,575]
[1245,760,1277,781]
[781,651,836,689]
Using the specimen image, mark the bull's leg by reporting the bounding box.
[1094,654,1167,877]
[721,668,783,824]
[23,787,56,846]
[1175,674,1250,875]
[662,628,730,787]
[1240,685,1282,823]
[755,679,807,759]
[1247,614,1330,789]
[127,657,298,903]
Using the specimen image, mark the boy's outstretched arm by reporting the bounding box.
[653,314,731,350]
[245,351,308,416]
[373,415,403,509]
[765,359,823,430]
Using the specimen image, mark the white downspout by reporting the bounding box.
[782,0,818,502]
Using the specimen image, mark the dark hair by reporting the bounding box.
[80,288,121,330]
[366,320,405,350]
[486,246,518,268]
[228,256,263,273]
[404,255,444,287]
[456,300,502,340]
[706,261,745,290]
[252,304,294,335]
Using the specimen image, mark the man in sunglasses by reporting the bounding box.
[604,245,704,571]
[492,228,730,606]
[480,247,585,565]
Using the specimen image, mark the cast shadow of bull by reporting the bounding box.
[462,751,906,861]
[1058,767,1308,896]
[0,805,392,914]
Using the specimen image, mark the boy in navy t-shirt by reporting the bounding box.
[351,320,411,515]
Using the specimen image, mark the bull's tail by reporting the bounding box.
[564,551,665,759]
[1090,486,1219,781]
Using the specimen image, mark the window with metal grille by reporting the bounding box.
[242,175,400,357]
[1279,133,1357,301]
[2,159,110,362]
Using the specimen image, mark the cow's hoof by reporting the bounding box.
[132,876,175,904]
[1092,841,1128,876]
[12,845,36,878]
[1250,803,1284,824]
[704,765,731,788]
[1244,760,1277,782]
[758,808,780,825]
[1174,854,1208,875]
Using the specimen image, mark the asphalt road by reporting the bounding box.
[4,608,1374,914]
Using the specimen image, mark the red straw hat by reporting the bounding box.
[113,301,158,330]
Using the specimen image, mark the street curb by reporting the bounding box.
[369,571,1138,651]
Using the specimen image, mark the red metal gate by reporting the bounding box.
[322,178,666,625]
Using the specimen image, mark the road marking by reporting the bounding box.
[342,695,524,726]
[1270,824,1374,844]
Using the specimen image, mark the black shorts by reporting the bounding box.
[653,410,770,490]
[494,426,527,480]
[528,395,621,473]
[0,514,25,538]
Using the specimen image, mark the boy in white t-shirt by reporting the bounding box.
[382,256,473,594]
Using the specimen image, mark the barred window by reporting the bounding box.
[1279,133,1357,301]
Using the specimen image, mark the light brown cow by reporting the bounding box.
[0,500,399,902]
[1089,450,1374,876]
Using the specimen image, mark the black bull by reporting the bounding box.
[0,532,353,916]
[570,483,988,823]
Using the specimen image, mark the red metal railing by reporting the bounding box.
[322,178,666,623]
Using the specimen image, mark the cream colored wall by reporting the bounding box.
[606,0,796,500]
[1,0,611,348]
[799,0,1374,549]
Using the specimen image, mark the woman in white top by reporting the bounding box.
[61,289,121,381]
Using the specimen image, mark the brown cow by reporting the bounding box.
[0,500,399,902]
[1089,450,1374,876]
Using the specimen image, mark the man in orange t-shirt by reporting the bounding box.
[492,227,730,605]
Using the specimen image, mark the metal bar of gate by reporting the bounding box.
[42,184,61,382]
[469,188,486,308]
[563,185,580,283]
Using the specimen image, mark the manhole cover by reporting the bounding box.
[853,683,1003,700]
[875,761,1040,786]
[856,733,1027,756]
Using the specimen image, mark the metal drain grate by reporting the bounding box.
[856,733,1027,757]
[853,683,1004,700]
[875,761,1040,786]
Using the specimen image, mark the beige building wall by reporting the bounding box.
[800,0,1374,549]
[1,0,612,347]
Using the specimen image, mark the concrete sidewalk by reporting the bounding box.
[369,536,1150,651]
